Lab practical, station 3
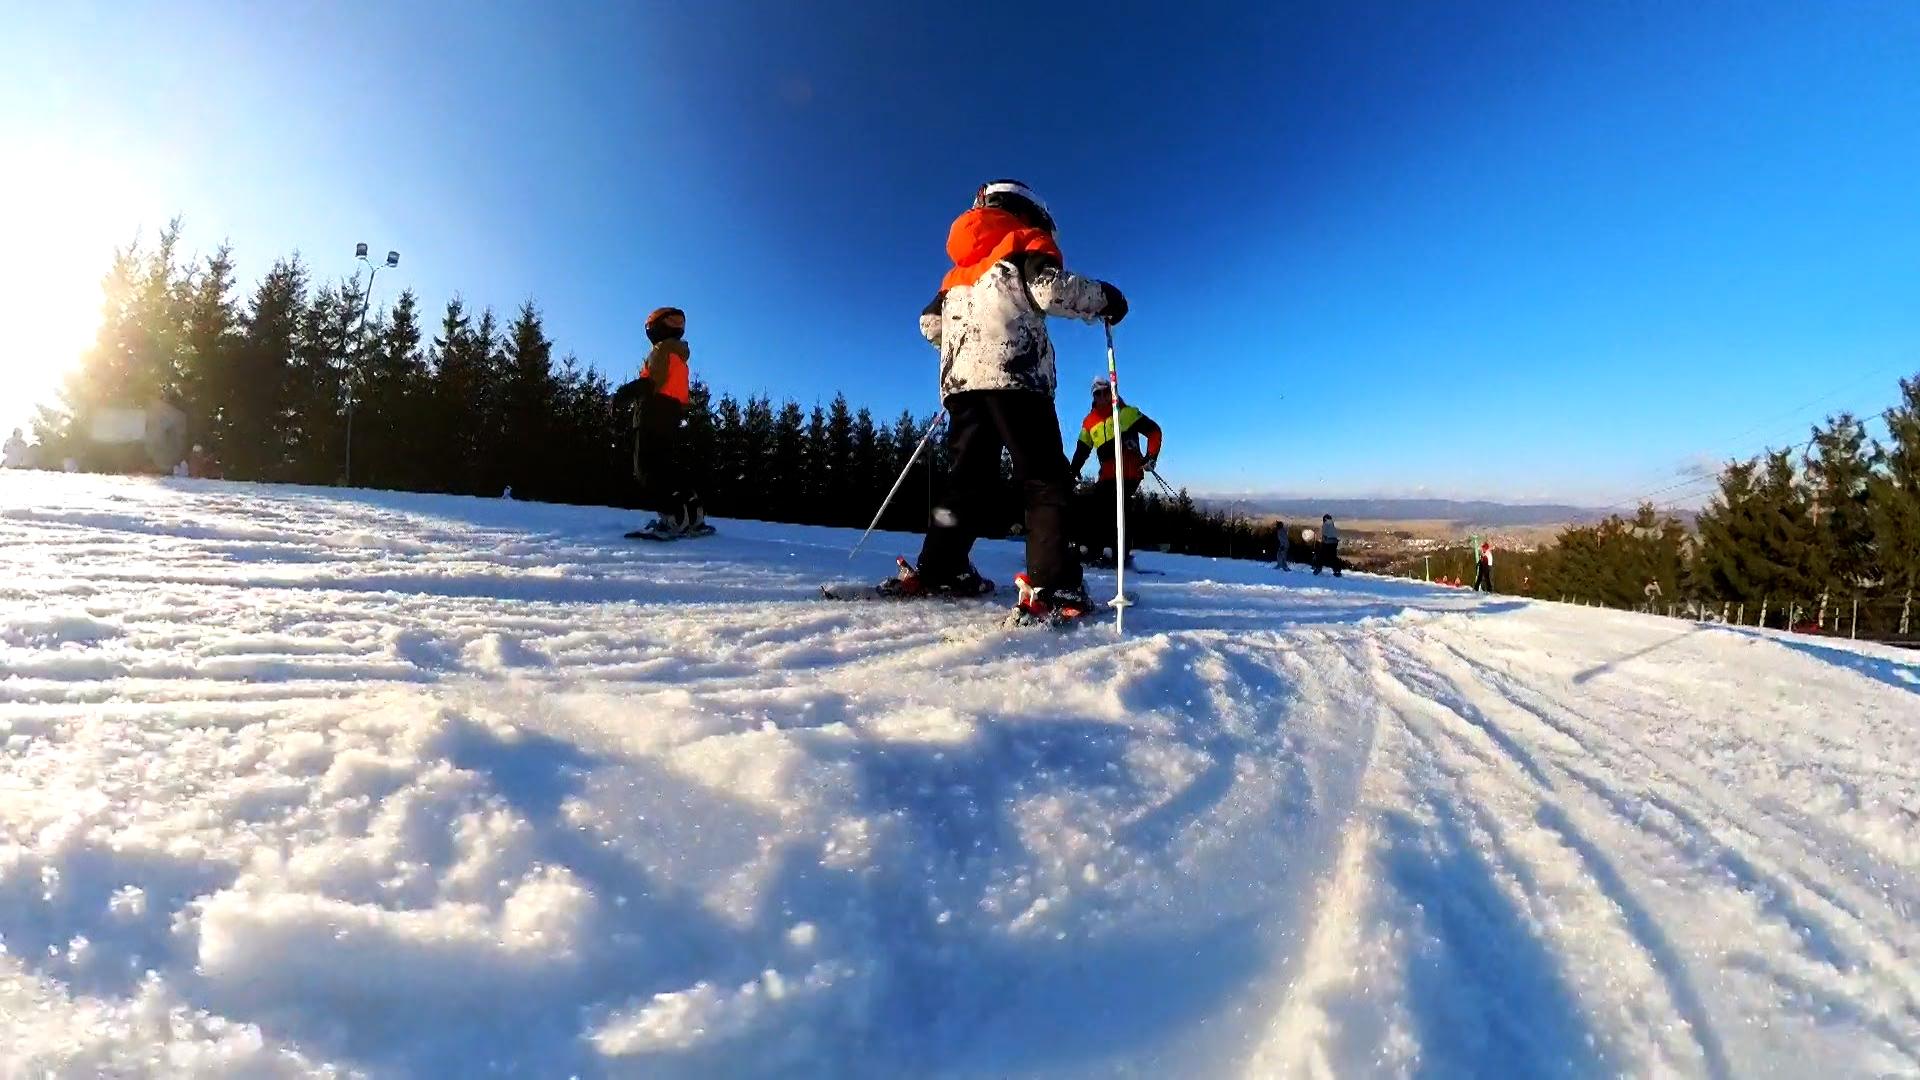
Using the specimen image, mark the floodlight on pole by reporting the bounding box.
[342,243,400,487]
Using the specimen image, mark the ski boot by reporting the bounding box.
[878,557,995,599]
[1008,573,1097,627]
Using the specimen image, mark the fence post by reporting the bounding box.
[1736,602,1745,625]
[1758,597,1768,628]
[1902,588,1912,638]
[1789,603,1800,631]
[1817,591,1829,631]
[1851,595,1859,640]
[1721,601,1730,623]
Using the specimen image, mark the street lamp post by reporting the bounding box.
[343,243,400,487]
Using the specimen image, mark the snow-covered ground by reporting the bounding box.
[1,471,1916,1078]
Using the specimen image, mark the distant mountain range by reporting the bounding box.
[1198,497,1612,527]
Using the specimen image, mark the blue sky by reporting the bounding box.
[4,1,1918,505]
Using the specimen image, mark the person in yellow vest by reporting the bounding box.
[1069,377,1162,567]
[629,307,706,537]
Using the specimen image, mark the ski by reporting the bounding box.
[820,580,998,603]
[822,557,996,603]
[625,523,717,542]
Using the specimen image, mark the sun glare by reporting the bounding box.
[0,146,147,435]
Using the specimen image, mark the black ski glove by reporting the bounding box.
[1099,282,1128,325]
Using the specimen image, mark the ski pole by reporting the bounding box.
[1105,323,1130,635]
[848,410,944,560]
[1147,468,1177,498]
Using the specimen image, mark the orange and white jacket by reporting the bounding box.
[919,208,1109,399]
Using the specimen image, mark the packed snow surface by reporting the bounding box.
[1,472,1917,1078]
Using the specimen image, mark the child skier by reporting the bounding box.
[889,179,1128,623]
[628,306,706,538]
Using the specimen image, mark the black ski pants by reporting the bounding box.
[635,399,691,514]
[1313,538,1341,576]
[1474,562,1494,592]
[918,390,1082,592]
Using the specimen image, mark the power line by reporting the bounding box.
[1638,411,1896,514]
[1597,384,1906,513]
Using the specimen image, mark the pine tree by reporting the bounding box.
[772,400,808,522]
[825,394,855,518]
[496,302,554,496]
[1758,448,1821,615]
[181,245,238,451]
[220,257,306,479]
[334,269,375,484]
[546,353,614,505]
[55,224,194,469]
[1870,375,1920,629]
[850,407,880,527]
[1694,450,1820,623]
[678,380,716,511]
[1691,459,1762,602]
[286,282,352,483]
[356,289,427,490]
[468,308,503,491]
[802,404,829,521]
[427,298,477,493]
[1804,413,1876,593]
[739,396,775,517]
[710,393,745,515]
[886,410,930,531]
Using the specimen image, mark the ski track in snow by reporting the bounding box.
[0,471,1916,1078]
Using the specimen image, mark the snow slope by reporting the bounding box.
[1,471,1916,1078]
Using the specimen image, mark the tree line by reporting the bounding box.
[1507,375,1920,640]
[28,224,1277,558]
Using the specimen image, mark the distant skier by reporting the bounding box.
[1275,520,1290,571]
[892,179,1127,623]
[624,307,706,537]
[1474,540,1495,593]
[1070,376,1161,568]
[1312,514,1341,577]
[2,429,29,470]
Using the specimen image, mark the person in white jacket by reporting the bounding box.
[2,429,31,470]
[899,179,1128,623]
[1474,540,1495,592]
[1313,515,1341,577]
